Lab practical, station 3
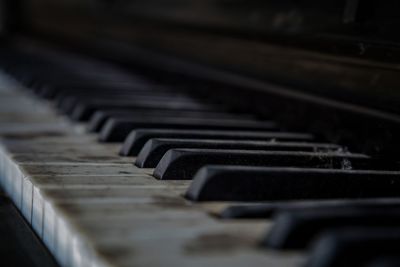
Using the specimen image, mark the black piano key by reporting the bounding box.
[57,92,171,113]
[135,138,341,168]
[32,79,103,99]
[306,228,400,267]
[219,204,279,219]
[120,129,314,156]
[36,84,99,100]
[53,83,170,104]
[88,110,253,132]
[154,150,369,180]
[99,118,277,142]
[185,166,400,201]
[263,207,400,250]
[219,199,400,219]
[60,93,198,114]
[70,99,216,121]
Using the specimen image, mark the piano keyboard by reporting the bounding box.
[1,45,400,267]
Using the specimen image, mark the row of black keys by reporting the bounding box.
[8,57,400,202]
[4,49,400,267]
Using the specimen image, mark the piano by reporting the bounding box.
[1,0,400,266]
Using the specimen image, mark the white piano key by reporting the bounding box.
[37,180,187,264]
[0,147,5,186]
[10,153,133,164]
[26,174,187,188]
[56,217,73,267]
[22,176,33,222]
[32,186,45,237]
[71,235,85,267]
[3,142,121,156]
[19,163,145,176]
[44,201,57,253]
[12,165,23,209]
[4,156,14,196]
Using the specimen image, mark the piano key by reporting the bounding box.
[88,109,254,132]
[53,83,172,96]
[154,149,368,180]
[58,94,159,114]
[60,94,200,114]
[52,84,169,103]
[263,207,400,249]
[10,152,134,164]
[37,84,117,100]
[136,138,342,168]
[27,180,189,245]
[306,228,400,267]
[70,99,217,121]
[99,118,277,142]
[12,163,148,211]
[27,174,188,189]
[185,166,400,201]
[21,170,172,235]
[4,144,137,208]
[11,163,163,233]
[19,163,148,176]
[19,169,185,207]
[2,141,122,155]
[120,129,314,156]
[37,187,188,256]
[0,134,98,144]
[218,199,400,219]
